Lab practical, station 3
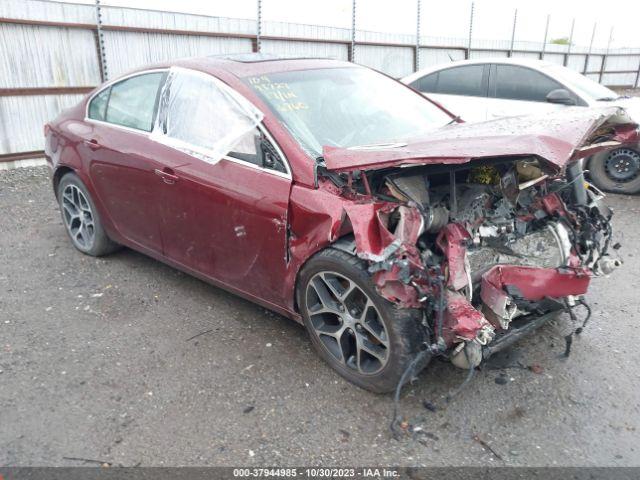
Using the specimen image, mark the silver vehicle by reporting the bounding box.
[403,59,640,194]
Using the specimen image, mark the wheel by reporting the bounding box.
[588,147,640,194]
[297,248,429,393]
[57,172,120,256]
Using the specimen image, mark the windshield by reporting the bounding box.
[245,67,452,157]
[544,65,618,101]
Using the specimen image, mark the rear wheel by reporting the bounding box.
[588,147,640,194]
[297,248,429,393]
[57,172,120,256]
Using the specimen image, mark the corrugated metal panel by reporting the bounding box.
[601,72,637,86]
[263,21,350,41]
[419,48,465,67]
[261,40,348,61]
[354,45,414,78]
[103,31,252,78]
[0,24,100,88]
[543,53,565,66]
[587,55,604,72]
[566,54,587,71]
[101,6,257,35]
[0,0,95,23]
[606,55,640,71]
[470,50,508,59]
[0,94,84,154]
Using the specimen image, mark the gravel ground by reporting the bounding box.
[0,166,639,467]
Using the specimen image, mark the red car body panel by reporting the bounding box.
[44,57,633,343]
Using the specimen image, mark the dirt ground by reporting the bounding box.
[0,166,639,467]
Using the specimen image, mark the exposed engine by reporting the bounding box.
[356,156,621,368]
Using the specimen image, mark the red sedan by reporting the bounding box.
[45,54,633,392]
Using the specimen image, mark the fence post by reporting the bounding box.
[635,59,640,88]
[94,0,107,82]
[466,2,474,60]
[540,14,549,60]
[414,0,421,72]
[255,0,262,53]
[584,23,596,74]
[508,9,517,58]
[599,26,613,83]
[564,17,575,67]
[349,0,356,62]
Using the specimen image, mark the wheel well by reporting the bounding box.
[52,166,74,199]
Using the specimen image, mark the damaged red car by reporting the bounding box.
[45,54,635,393]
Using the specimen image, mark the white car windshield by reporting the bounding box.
[245,67,453,158]
[545,65,619,101]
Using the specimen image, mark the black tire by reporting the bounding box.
[588,147,640,195]
[297,248,429,393]
[57,172,120,256]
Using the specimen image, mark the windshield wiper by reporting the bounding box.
[596,96,620,101]
[447,115,462,125]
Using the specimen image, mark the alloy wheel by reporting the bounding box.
[61,184,95,250]
[305,271,389,375]
[604,148,640,183]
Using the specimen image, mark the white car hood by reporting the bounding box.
[597,96,640,124]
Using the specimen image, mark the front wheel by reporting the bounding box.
[297,248,429,393]
[588,147,640,194]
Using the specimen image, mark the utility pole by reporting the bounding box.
[564,17,575,66]
[415,0,421,71]
[350,0,356,62]
[467,2,474,60]
[94,0,107,81]
[256,0,262,53]
[600,26,614,83]
[540,14,550,60]
[584,22,596,74]
[508,9,517,57]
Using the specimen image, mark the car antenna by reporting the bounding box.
[448,53,454,62]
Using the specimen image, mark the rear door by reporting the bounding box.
[486,64,578,119]
[84,71,182,254]
[409,64,490,122]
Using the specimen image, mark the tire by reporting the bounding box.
[297,248,429,393]
[588,147,640,195]
[57,172,120,256]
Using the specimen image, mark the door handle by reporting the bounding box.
[83,138,100,150]
[154,168,179,184]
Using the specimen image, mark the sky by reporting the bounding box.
[60,0,640,49]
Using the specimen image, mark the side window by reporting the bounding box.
[155,68,266,167]
[491,65,566,102]
[411,73,439,93]
[105,72,164,131]
[228,128,287,174]
[88,88,110,121]
[436,65,485,97]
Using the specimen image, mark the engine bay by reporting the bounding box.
[331,155,621,369]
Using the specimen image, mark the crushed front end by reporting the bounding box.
[315,108,634,368]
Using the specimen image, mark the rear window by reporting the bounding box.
[104,73,165,131]
[88,88,110,121]
[436,65,486,97]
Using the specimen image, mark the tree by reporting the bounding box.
[550,37,571,45]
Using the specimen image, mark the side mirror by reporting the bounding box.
[546,88,576,106]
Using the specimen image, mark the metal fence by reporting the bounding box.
[1,0,640,161]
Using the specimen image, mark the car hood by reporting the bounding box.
[596,96,640,123]
[322,106,638,173]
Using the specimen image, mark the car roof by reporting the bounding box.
[402,57,558,83]
[129,54,357,79]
